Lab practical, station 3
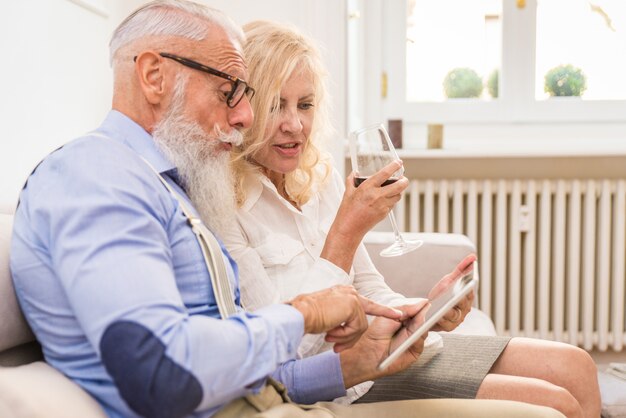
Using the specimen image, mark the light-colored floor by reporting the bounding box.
[590,349,626,371]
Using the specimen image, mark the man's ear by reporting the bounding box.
[134,51,169,105]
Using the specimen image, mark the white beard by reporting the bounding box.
[152,77,243,238]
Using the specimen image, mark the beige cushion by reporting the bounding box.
[364,231,477,298]
[0,214,36,354]
[0,362,107,418]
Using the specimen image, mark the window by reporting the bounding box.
[535,0,626,101]
[370,0,626,127]
[406,0,501,102]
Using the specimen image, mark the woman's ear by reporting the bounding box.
[134,51,168,105]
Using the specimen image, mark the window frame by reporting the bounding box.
[378,0,626,125]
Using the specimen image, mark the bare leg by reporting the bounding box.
[478,337,600,418]
[477,373,582,418]
[323,398,567,418]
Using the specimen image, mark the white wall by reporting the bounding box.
[0,0,347,213]
[0,0,113,213]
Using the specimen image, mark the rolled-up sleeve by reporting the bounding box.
[272,350,346,404]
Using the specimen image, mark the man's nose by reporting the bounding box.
[229,95,254,129]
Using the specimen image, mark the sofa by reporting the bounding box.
[0,212,497,417]
[0,213,108,417]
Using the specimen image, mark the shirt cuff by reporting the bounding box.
[292,350,346,404]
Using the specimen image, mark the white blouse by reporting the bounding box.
[222,168,440,403]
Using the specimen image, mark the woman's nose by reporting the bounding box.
[280,107,303,134]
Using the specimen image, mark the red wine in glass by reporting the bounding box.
[354,177,400,187]
[349,124,422,257]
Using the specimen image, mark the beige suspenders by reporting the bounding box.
[141,158,238,319]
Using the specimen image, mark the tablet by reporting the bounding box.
[378,262,478,371]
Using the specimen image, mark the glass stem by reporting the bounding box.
[388,211,404,243]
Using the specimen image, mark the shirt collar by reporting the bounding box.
[98,110,175,174]
[239,171,304,216]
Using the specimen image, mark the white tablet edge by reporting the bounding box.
[377,273,478,371]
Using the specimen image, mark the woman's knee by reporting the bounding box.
[561,345,597,376]
[552,344,599,396]
[496,338,596,378]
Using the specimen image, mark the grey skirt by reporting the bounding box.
[355,334,511,403]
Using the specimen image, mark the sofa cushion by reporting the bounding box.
[598,369,626,418]
[0,342,42,367]
[364,231,477,299]
[0,361,107,418]
[364,231,497,337]
[0,214,35,354]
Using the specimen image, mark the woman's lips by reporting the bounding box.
[273,142,301,157]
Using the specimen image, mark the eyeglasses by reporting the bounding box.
[158,52,255,108]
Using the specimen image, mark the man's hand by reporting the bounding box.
[428,254,476,332]
[287,285,404,352]
[339,299,430,388]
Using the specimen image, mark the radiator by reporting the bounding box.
[397,179,626,351]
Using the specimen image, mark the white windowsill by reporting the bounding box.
[396,145,626,159]
[390,123,626,158]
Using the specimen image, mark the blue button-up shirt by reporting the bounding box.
[10,111,345,418]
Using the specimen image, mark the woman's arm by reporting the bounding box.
[319,167,414,307]
[320,161,408,273]
[350,242,412,306]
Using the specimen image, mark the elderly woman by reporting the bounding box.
[222,20,600,418]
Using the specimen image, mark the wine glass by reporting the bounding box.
[349,123,423,257]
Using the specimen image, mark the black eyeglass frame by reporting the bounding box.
[155,52,255,108]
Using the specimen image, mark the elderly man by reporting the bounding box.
[10,1,565,417]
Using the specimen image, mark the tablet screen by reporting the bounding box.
[378,263,478,371]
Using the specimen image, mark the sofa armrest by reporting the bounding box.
[363,231,476,299]
[0,362,107,418]
[0,213,37,362]
[363,231,497,336]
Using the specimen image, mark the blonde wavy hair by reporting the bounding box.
[232,20,334,207]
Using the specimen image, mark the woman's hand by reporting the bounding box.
[428,254,477,332]
[336,160,408,238]
[320,161,409,273]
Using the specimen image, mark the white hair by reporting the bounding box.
[152,73,242,237]
[109,0,244,66]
